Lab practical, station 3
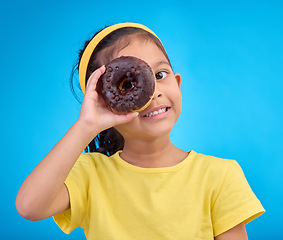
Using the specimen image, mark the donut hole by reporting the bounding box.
[124,81,133,89]
[119,77,136,93]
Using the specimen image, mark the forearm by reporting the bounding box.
[16,120,98,220]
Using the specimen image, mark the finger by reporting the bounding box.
[86,65,105,89]
[85,65,106,93]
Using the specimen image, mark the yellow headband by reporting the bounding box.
[78,22,159,94]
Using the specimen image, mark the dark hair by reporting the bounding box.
[70,25,171,156]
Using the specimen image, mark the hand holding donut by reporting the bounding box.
[78,65,139,134]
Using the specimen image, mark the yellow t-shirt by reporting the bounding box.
[53,150,265,239]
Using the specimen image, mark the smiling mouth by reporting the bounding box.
[143,107,169,117]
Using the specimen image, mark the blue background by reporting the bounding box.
[1,0,282,239]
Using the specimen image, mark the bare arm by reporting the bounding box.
[16,66,138,221]
[16,121,98,220]
[215,222,248,240]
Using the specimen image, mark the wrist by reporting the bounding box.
[74,119,100,139]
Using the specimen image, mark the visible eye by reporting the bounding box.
[123,81,133,89]
[155,71,168,80]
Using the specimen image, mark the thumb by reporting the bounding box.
[115,112,139,125]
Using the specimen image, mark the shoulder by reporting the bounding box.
[191,151,239,176]
[75,151,118,170]
[66,152,117,185]
[189,151,247,196]
[78,152,109,164]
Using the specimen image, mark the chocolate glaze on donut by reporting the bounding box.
[98,56,155,113]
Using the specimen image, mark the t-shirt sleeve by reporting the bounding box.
[211,160,265,237]
[53,154,92,234]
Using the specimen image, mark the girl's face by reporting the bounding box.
[114,39,182,140]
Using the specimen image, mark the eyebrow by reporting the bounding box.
[151,60,171,69]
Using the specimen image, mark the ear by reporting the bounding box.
[174,72,182,89]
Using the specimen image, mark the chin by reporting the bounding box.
[140,125,174,139]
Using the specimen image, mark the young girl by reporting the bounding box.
[16,22,265,240]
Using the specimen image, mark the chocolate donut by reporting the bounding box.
[98,56,155,113]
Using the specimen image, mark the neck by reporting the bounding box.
[120,134,187,168]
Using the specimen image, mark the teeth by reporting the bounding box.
[145,108,167,117]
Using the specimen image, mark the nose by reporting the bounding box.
[152,80,162,100]
[153,90,162,99]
